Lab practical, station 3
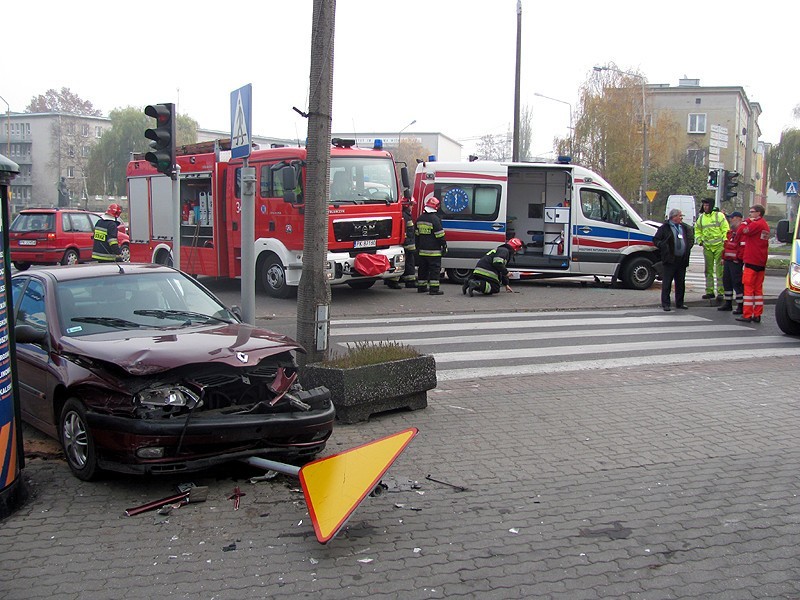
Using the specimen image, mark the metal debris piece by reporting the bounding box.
[228,486,246,510]
[425,474,467,492]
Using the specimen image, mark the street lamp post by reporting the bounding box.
[533,92,573,156]
[398,119,416,147]
[593,65,649,220]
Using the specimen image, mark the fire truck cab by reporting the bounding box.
[127,139,407,297]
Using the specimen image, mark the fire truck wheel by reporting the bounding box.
[258,254,293,298]
[622,256,656,290]
[347,279,376,290]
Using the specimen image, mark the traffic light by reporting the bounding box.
[144,103,176,178]
[708,169,719,188]
[723,170,739,201]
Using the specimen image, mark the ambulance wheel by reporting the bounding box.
[347,279,376,290]
[446,268,472,285]
[622,256,656,290]
[776,290,800,336]
[258,253,293,298]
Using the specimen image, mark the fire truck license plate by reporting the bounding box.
[18,240,36,246]
[354,239,377,248]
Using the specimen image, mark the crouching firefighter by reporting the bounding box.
[415,197,447,295]
[463,238,524,296]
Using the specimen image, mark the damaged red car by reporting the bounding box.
[11,263,334,481]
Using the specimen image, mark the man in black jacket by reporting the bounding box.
[653,208,694,311]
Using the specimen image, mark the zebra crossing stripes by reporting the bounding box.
[330,310,800,381]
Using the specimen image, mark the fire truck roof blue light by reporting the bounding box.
[373,139,383,150]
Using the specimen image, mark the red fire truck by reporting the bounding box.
[126,138,408,297]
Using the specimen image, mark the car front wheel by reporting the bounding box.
[119,243,131,262]
[13,262,30,271]
[60,398,100,481]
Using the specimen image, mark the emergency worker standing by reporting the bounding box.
[463,238,524,296]
[415,197,447,295]
[718,211,745,313]
[694,198,729,300]
[385,196,417,289]
[92,203,123,262]
[736,205,770,324]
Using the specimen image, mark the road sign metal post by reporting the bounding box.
[231,85,254,324]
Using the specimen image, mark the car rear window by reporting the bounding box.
[11,213,56,232]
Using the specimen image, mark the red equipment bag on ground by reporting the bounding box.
[354,253,389,277]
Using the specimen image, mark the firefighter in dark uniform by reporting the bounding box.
[385,195,418,289]
[415,196,447,295]
[463,238,524,296]
[92,203,123,262]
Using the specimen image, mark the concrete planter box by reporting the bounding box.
[300,355,437,424]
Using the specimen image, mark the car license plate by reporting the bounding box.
[354,239,376,249]
[18,240,36,246]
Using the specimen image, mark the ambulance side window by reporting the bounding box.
[435,184,500,221]
[579,188,624,225]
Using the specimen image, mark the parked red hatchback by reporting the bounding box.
[9,207,130,270]
[11,263,334,480]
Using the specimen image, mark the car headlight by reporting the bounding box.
[790,262,800,290]
[135,385,201,409]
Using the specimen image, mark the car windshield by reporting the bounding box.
[11,212,56,232]
[57,271,237,337]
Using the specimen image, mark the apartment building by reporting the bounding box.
[648,78,762,209]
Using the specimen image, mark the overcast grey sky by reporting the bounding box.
[5,0,796,158]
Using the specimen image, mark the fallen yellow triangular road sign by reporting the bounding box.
[300,427,418,544]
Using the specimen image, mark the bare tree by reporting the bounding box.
[26,88,102,116]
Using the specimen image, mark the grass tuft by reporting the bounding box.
[323,340,420,368]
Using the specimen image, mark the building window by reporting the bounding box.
[67,123,75,134]
[82,146,90,158]
[67,167,75,178]
[68,145,75,158]
[96,126,103,138]
[687,148,706,167]
[82,124,90,137]
[688,113,706,134]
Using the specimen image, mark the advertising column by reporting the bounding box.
[0,152,28,518]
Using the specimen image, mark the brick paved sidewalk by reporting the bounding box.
[2,355,800,599]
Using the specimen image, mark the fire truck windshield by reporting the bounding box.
[329,157,398,204]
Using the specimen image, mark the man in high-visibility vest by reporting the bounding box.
[694,198,729,301]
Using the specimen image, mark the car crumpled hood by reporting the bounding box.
[57,323,303,376]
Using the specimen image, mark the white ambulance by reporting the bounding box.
[411,158,659,289]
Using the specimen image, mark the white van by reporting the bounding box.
[411,158,659,290]
[665,195,696,225]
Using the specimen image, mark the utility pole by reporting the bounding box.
[512,0,522,162]
[297,0,334,365]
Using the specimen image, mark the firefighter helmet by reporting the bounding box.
[107,203,123,218]
[425,197,440,211]
[506,237,524,252]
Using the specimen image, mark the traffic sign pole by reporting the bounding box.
[231,85,254,324]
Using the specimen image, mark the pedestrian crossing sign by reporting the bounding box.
[300,427,418,544]
[786,181,798,196]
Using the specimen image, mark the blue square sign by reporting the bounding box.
[230,84,252,159]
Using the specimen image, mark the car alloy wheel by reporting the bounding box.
[60,398,99,481]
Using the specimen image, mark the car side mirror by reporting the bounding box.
[15,324,48,346]
[229,305,244,321]
[776,219,792,243]
[400,165,410,191]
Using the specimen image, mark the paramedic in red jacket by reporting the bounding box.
[736,205,770,324]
